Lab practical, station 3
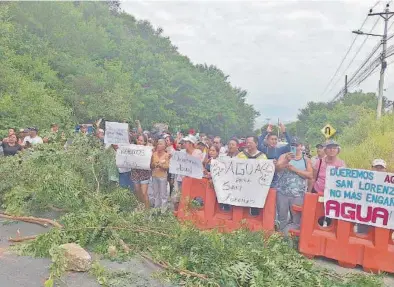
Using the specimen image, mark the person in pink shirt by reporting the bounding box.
[312,140,345,194]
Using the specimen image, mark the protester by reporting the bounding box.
[311,143,325,167]
[357,159,387,234]
[237,135,267,216]
[96,128,105,144]
[237,136,267,160]
[203,145,219,178]
[131,133,151,209]
[164,135,176,195]
[18,129,29,145]
[312,140,345,194]
[213,136,226,156]
[112,144,133,191]
[150,139,170,208]
[22,127,43,146]
[1,134,22,156]
[80,124,88,134]
[2,128,16,143]
[227,138,239,158]
[258,123,291,159]
[276,138,312,234]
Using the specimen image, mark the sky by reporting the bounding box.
[121,0,394,126]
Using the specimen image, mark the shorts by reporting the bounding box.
[133,179,150,185]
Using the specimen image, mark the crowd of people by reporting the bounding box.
[0,121,388,234]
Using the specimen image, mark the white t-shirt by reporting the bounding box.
[23,136,43,145]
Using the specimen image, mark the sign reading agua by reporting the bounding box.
[104,121,129,144]
[210,158,275,208]
[324,167,394,229]
[116,145,153,170]
[169,151,203,179]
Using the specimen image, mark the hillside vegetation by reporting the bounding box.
[0,1,258,137]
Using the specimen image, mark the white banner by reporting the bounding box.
[104,121,129,144]
[116,145,152,170]
[210,158,275,208]
[324,167,394,229]
[169,151,203,179]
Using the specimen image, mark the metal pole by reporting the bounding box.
[377,7,389,119]
[344,75,348,96]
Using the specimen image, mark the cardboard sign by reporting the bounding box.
[104,121,129,144]
[169,151,203,179]
[116,145,152,170]
[324,167,394,229]
[210,158,275,208]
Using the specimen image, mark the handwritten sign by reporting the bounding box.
[210,158,275,208]
[104,121,129,144]
[169,151,203,179]
[324,167,394,229]
[116,145,152,170]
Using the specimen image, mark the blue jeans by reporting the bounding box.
[119,172,133,191]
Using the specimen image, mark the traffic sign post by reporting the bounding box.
[321,124,336,139]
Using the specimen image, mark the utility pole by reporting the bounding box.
[375,5,389,119]
[344,75,348,96]
[353,4,394,119]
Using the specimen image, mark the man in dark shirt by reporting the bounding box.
[2,134,22,156]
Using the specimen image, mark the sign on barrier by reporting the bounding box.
[104,121,129,144]
[325,167,394,229]
[169,151,203,179]
[210,158,275,208]
[116,144,153,170]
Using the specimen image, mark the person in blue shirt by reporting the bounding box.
[258,123,291,159]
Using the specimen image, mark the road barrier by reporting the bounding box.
[175,177,276,233]
[290,192,394,273]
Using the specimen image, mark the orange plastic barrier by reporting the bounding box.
[175,177,276,233]
[291,192,394,273]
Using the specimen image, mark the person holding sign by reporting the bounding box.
[227,138,240,158]
[357,159,387,234]
[237,135,268,216]
[131,134,152,209]
[150,139,170,208]
[276,138,312,234]
[203,145,220,178]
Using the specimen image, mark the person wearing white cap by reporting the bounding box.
[372,159,387,172]
[357,158,388,234]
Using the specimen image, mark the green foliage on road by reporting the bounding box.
[0,142,384,287]
[0,1,258,137]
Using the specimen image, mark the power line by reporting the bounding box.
[331,42,382,101]
[326,17,380,97]
[319,1,381,99]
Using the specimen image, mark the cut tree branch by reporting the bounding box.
[0,213,63,229]
[8,235,37,242]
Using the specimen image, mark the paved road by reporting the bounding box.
[0,217,171,287]
[1,216,394,286]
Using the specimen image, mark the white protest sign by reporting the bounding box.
[116,145,153,170]
[104,121,129,144]
[210,158,275,208]
[324,167,394,229]
[169,151,203,179]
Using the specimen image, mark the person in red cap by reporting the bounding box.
[188,128,195,135]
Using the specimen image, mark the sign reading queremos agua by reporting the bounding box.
[324,167,394,229]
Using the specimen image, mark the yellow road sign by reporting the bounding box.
[321,124,336,139]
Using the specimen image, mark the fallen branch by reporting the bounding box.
[64,225,174,238]
[140,252,218,285]
[0,213,63,229]
[8,235,37,242]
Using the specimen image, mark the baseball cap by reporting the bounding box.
[290,137,301,146]
[182,135,197,144]
[197,141,208,147]
[315,143,323,148]
[30,127,38,132]
[372,159,387,168]
[324,139,339,148]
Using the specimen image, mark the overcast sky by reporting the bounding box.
[121,0,394,126]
